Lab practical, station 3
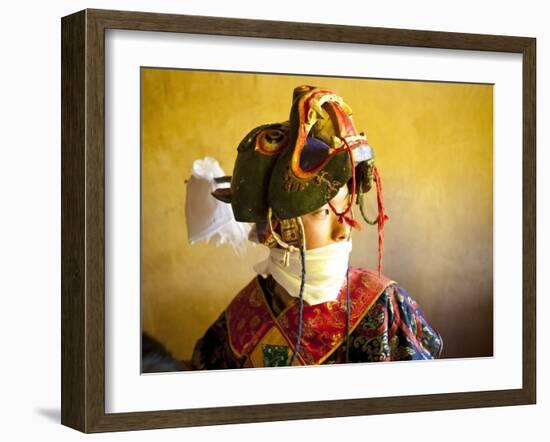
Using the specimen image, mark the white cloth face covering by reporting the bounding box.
[254,240,352,306]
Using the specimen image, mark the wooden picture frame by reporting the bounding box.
[61,8,536,433]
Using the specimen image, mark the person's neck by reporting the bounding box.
[266,276,302,314]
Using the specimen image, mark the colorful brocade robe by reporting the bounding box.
[192,267,442,369]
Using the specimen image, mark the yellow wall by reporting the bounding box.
[141,69,493,361]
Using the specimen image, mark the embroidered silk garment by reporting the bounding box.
[192,267,442,369]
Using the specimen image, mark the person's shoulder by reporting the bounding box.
[226,275,265,310]
[349,266,396,290]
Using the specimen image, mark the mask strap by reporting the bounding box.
[267,207,298,267]
[358,189,378,226]
[345,266,351,363]
[289,217,306,366]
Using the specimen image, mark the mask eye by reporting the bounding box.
[255,127,288,155]
[299,137,330,172]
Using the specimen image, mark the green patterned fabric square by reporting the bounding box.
[261,344,289,367]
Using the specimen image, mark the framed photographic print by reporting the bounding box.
[61,8,536,433]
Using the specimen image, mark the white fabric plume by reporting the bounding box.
[185,157,251,255]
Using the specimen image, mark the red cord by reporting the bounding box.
[323,137,389,275]
[373,165,389,276]
[328,137,362,230]
[320,136,389,275]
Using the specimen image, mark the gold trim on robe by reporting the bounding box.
[226,267,394,367]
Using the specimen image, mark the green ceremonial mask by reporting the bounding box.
[214,85,376,223]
